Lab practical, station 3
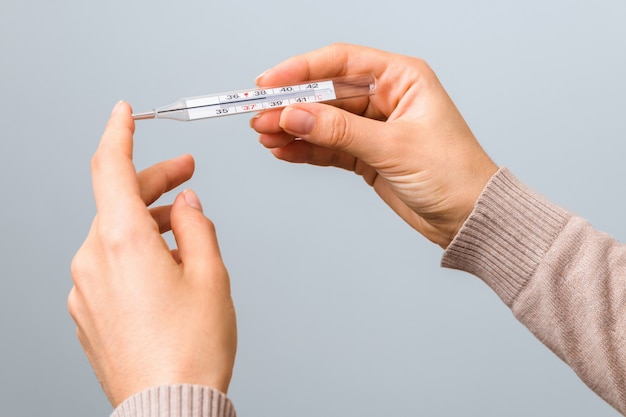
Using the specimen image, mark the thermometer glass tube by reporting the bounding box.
[132,73,376,122]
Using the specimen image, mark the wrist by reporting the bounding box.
[439,161,500,249]
[442,167,570,305]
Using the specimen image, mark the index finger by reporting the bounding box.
[255,43,390,87]
[91,101,145,222]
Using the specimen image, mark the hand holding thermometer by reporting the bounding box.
[132,73,376,122]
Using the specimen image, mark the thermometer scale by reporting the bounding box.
[132,73,376,122]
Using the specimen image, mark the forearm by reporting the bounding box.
[443,167,626,413]
[111,385,236,417]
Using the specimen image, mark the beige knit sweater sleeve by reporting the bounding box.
[110,385,236,417]
[443,167,626,414]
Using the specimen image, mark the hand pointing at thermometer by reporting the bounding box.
[68,102,237,410]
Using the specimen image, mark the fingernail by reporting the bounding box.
[280,107,315,136]
[249,113,262,128]
[183,189,203,212]
[111,100,124,115]
[255,68,271,84]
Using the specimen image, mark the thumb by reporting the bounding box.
[279,103,396,166]
[170,189,224,271]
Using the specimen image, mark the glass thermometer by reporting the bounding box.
[132,73,376,122]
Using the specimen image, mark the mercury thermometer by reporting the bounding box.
[132,73,376,122]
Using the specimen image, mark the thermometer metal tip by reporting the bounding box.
[132,110,156,120]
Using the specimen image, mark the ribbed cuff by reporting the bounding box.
[442,167,570,307]
[111,384,236,417]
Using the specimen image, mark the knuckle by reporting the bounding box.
[201,216,217,235]
[70,249,89,285]
[412,56,429,68]
[97,215,152,253]
[329,41,349,51]
[326,111,351,149]
[67,287,80,320]
[98,226,131,253]
[90,148,107,174]
[182,209,217,237]
[70,246,100,295]
[408,56,436,81]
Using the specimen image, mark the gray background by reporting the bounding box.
[1,0,625,416]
